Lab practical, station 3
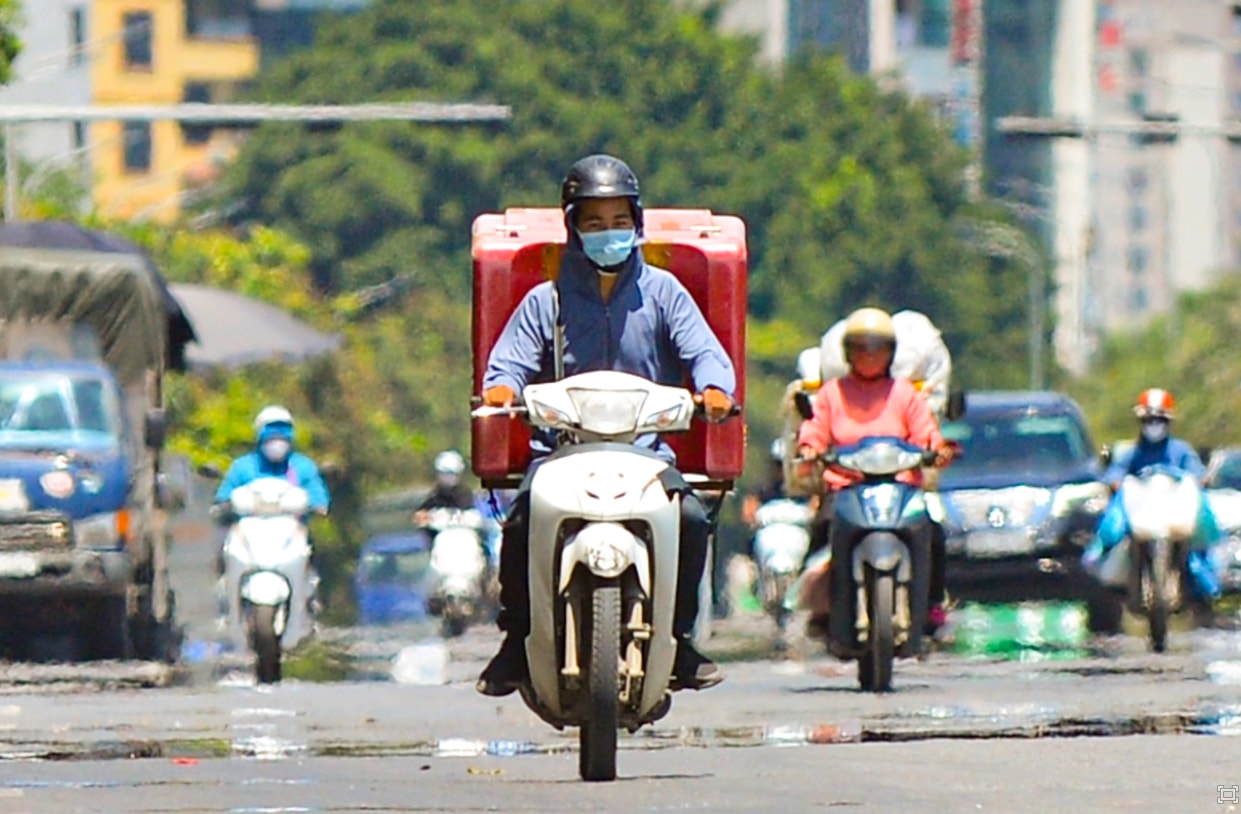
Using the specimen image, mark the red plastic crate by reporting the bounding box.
[471,208,747,489]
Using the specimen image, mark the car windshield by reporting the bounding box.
[1207,453,1241,490]
[939,411,1092,483]
[358,549,431,586]
[0,372,122,450]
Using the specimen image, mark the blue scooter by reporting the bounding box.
[816,437,938,692]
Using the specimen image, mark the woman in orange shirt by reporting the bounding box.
[797,307,955,643]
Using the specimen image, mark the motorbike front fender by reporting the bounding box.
[241,570,292,606]
[851,532,911,583]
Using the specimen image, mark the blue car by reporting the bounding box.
[932,391,1122,632]
[354,532,434,626]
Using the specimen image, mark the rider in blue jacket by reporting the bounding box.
[476,154,737,697]
[1088,388,1220,601]
[215,405,331,512]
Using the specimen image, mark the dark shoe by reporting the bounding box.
[670,639,723,691]
[475,633,528,697]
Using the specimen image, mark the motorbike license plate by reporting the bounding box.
[0,479,29,512]
[965,530,1034,558]
[0,552,40,578]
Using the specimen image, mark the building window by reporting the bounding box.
[1128,246,1149,274]
[185,0,251,39]
[122,121,152,173]
[69,8,86,66]
[181,83,213,145]
[72,121,86,151]
[1129,205,1148,231]
[1129,48,1149,78]
[123,11,153,71]
[1128,167,1149,192]
[1131,287,1149,313]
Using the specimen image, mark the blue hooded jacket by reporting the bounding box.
[215,425,331,511]
[1103,435,1204,486]
[483,244,736,463]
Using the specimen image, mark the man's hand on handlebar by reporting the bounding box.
[695,387,737,424]
[483,385,516,408]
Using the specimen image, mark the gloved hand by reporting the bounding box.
[483,384,515,407]
[934,440,958,468]
[209,501,234,526]
[698,387,734,423]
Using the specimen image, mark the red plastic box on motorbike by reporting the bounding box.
[471,207,747,490]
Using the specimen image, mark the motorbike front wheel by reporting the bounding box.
[858,569,895,693]
[250,604,282,684]
[1144,541,1171,654]
[579,581,620,782]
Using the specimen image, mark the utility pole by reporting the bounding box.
[0,102,512,221]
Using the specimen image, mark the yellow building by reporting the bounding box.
[90,0,258,222]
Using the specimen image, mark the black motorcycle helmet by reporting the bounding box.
[560,154,644,235]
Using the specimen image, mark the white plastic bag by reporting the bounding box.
[818,310,952,417]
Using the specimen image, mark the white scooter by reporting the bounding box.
[421,507,492,637]
[473,370,709,782]
[219,477,318,684]
[1115,465,1204,652]
[751,498,814,632]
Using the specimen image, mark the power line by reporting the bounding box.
[0,102,512,124]
[2,101,512,220]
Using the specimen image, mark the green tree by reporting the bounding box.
[0,0,20,86]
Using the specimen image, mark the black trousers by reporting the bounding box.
[496,488,711,640]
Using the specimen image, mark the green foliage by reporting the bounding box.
[1065,275,1241,454]
[0,0,20,86]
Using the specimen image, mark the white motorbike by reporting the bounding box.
[473,370,711,782]
[751,498,814,632]
[219,477,318,683]
[422,507,493,637]
[1112,465,1202,652]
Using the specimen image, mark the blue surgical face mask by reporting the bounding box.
[579,228,636,268]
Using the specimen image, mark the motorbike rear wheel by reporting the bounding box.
[858,570,895,693]
[579,581,620,782]
[250,604,282,684]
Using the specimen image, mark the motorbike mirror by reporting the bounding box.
[793,391,815,421]
[197,462,223,479]
[945,390,967,421]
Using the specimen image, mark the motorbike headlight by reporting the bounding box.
[1051,482,1110,518]
[567,388,645,435]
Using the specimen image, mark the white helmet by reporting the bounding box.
[434,449,466,476]
[797,347,822,387]
[254,405,294,435]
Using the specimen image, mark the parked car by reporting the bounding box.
[1203,448,1241,594]
[354,532,434,626]
[931,391,1121,632]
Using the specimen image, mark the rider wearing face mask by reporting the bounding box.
[1102,389,1204,492]
[214,405,331,515]
[796,307,956,641]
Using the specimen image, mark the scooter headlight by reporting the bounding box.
[567,388,646,436]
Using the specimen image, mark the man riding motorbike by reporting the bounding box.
[212,406,331,571]
[475,153,737,697]
[416,450,476,515]
[1086,388,1221,609]
[795,307,955,639]
[1102,389,1204,492]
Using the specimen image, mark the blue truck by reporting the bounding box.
[0,227,194,661]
